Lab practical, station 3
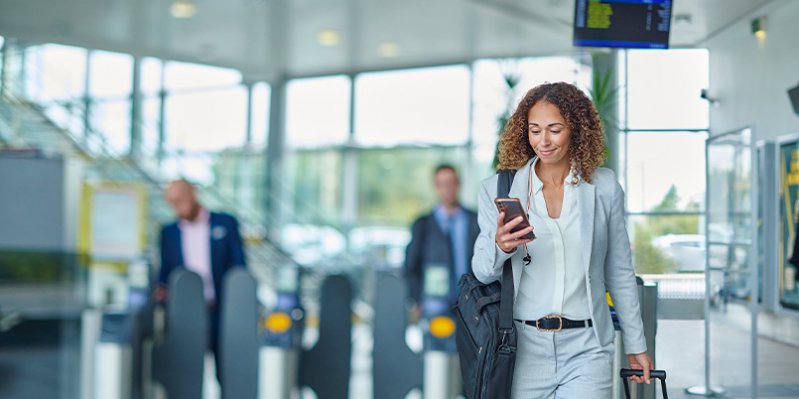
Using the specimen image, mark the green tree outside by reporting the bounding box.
[631,184,701,274]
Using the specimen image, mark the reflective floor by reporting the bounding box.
[2,317,799,398]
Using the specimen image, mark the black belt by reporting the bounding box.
[514,315,593,332]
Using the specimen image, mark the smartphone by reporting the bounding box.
[494,197,536,240]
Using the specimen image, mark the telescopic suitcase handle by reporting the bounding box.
[620,368,668,399]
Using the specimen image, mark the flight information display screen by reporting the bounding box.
[573,0,673,49]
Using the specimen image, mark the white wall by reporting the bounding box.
[705,0,799,139]
[705,0,799,340]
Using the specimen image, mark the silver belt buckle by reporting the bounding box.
[536,314,563,332]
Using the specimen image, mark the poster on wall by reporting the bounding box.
[80,184,146,260]
[778,135,799,310]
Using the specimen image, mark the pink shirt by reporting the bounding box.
[179,208,215,303]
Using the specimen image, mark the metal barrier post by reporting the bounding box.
[94,312,135,399]
[373,273,423,399]
[421,265,459,399]
[259,265,304,399]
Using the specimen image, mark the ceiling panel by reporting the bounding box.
[0,0,779,78]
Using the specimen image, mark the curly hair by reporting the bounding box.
[497,82,605,183]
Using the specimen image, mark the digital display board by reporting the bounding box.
[573,0,673,49]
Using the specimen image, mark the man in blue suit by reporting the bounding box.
[155,179,246,384]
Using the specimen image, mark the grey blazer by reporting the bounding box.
[471,158,647,355]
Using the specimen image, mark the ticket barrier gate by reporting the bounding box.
[259,266,304,399]
[93,312,136,399]
[85,267,353,399]
[373,272,423,399]
[220,269,259,399]
[151,269,207,399]
[298,274,353,399]
[421,265,460,399]
[373,269,461,399]
[83,262,154,399]
[254,268,354,399]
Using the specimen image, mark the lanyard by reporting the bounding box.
[521,162,536,266]
[522,162,576,266]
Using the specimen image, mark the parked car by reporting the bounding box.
[652,234,705,272]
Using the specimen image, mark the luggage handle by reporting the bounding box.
[620,368,668,399]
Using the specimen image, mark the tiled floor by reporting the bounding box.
[652,319,799,399]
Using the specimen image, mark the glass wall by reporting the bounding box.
[278,57,593,257]
[285,75,351,148]
[4,39,712,274]
[619,49,710,276]
[354,66,470,146]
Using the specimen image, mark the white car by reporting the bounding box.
[652,234,706,272]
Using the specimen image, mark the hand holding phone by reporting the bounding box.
[494,197,535,253]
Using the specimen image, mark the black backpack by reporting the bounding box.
[454,169,517,399]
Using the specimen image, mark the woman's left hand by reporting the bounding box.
[626,352,653,384]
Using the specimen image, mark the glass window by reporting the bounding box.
[471,56,591,170]
[161,153,215,184]
[89,50,133,99]
[142,97,161,157]
[90,99,132,154]
[164,61,241,92]
[250,82,270,149]
[141,57,163,96]
[628,214,703,274]
[284,149,345,225]
[624,131,707,213]
[285,75,350,148]
[43,102,85,136]
[24,44,87,102]
[165,86,248,151]
[355,66,470,146]
[212,152,267,221]
[356,147,470,226]
[626,49,709,130]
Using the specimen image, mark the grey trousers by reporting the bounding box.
[511,320,613,399]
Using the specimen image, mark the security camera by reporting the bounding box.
[700,89,719,107]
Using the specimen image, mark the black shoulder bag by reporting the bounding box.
[454,169,517,399]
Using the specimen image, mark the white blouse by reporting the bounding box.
[513,159,591,321]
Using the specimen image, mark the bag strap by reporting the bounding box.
[496,169,516,333]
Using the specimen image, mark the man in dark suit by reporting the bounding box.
[405,165,479,321]
[155,179,246,384]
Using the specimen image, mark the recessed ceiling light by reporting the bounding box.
[171,0,197,19]
[378,42,399,58]
[318,30,340,46]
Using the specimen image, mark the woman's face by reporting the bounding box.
[527,100,571,167]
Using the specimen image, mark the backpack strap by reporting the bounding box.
[496,169,517,335]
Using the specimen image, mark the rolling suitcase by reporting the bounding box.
[620,369,668,399]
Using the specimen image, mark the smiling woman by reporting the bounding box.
[498,82,605,183]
